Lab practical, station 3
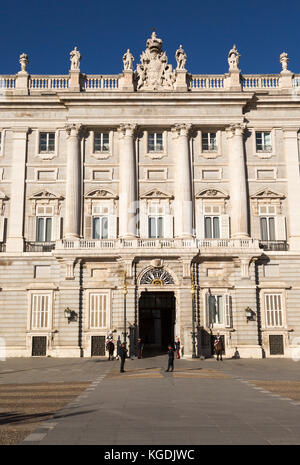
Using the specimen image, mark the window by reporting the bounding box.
[89,293,107,328]
[202,132,217,152]
[260,217,275,241]
[204,216,220,239]
[148,203,164,238]
[265,294,283,327]
[206,293,231,327]
[36,206,53,242]
[39,132,55,153]
[31,293,50,329]
[256,132,271,152]
[93,216,108,239]
[94,133,109,152]
[148,133,163,152]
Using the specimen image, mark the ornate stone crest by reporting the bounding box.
[135,31,175,91]
[140,267,175,285]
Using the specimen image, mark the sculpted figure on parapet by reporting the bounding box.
[228,44,240,71]
[175,45,187,70]
[70,46,81,71]
[19,53,29,72]
[280,52,289,71]
[123,49,134,71]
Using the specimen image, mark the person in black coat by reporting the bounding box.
[165,345,175,372]
[120,343,128,373]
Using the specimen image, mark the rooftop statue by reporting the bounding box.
[175,45,187,70]
[123,49,134,71]
[280,52,289,71]
[70,46,81,71]
[135,31,176,91]
[228,44,240,71]
[19,53,28,73]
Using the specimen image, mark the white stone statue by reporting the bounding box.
[280,52,289,71]
[19,53,28,72]
[175,45,187,70]
[123,49,134,71]
[70,46,81,71]
[228,44,240,71]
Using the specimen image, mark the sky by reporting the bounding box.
[0,0,300,76]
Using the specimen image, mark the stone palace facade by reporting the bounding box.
[1,32,300,358]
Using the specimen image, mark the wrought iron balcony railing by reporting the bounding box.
[25,241,56,252]
[259,241,289,251]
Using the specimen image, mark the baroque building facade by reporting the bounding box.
[0,32,300,358]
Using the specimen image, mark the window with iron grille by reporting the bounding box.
[39,132,55,153]
[94,132,109,152]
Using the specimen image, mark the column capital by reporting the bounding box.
[171,123,192,138]
[65,123,84,138]
[117,123,137,139]
[225,122,247,139]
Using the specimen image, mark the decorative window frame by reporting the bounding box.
[90,130,113,160]
[199,130,222,159]
[195,188,229,215]
[202,288,232,329]
[29,190,64,217]
[250,187,285,216]
[35,130,59,160]
[252,128,275,159]
[260,288,287,330]
[85,188,118,216]
[27,289,54,332]
[145,130,168,160]
[84,289,111,331]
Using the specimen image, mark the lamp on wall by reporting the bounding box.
[64,307,77,323]
[245,307,256,322]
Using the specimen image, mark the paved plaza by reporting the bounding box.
[1,356,300,445]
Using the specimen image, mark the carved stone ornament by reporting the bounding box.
[140,188,174,199]
[135,31,176,91]
[280,52,289,72]
[123,49,134,71]
[19,53,29,73]
[85,189,118,199]
[250,187,285,200]
[140,267,175,285]
[195,188,229,199]
[65,123,83,138]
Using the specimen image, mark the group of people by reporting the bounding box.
[105,331,224,373]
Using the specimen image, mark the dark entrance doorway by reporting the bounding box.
[32,336,47,356]
[139,292,176,356]
[91,335,106,356]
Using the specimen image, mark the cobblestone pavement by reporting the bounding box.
[0,356,298,445]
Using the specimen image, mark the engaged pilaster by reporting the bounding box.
[118,123,137,238]
[6,127,29,252]
[226,123,249,238]
[65,124,82,239]
[283,128,300,249]
[172,123,193,238]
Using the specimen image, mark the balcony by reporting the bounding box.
[25,241,56,252]
[259,241,289,252]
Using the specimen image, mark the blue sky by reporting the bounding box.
[0,0,300,76]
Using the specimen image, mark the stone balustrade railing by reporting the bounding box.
[1,72,300,93]
[54,237,259,251]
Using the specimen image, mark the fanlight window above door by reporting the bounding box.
[140,267,174,285]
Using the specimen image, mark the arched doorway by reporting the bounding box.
[139,291,176,356]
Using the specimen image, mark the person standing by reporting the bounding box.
[120,343,128,373]
[165,345,175,372]
[175,337,181,359]
[137,338,143,359]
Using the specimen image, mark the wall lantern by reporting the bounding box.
[245,306,256,322]
[64,307,77,323]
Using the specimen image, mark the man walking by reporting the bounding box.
[165,345,175,372]
[120,343,128,373]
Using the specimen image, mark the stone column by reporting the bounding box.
[226,123,249,238]
[118,123,137,238]
[65,124,82,239]
[6,127,29,252]
[172,123,193,238]
[283,129,300,250]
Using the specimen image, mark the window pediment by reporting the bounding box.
[140,188,173,199]
[29,190,64,201]
[85,189,118,200]
[195,188,229,199]
[250,187,285,200]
